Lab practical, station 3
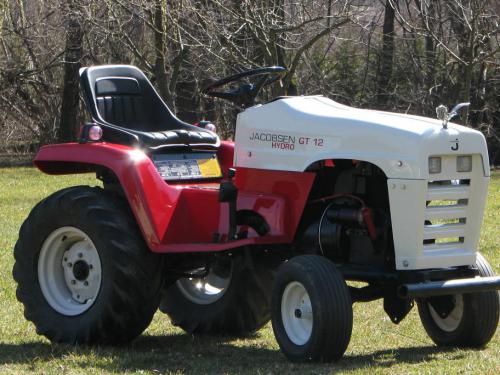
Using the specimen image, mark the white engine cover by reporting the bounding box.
[234,96,490,179]
[234,96,490,270]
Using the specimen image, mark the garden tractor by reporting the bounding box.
[13,65,500,362]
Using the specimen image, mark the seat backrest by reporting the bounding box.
[80,65,189,133]
[95,76,145,128]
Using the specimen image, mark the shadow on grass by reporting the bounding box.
[0,159,33,168]
[342,345,464,369]
[0,333,470,374]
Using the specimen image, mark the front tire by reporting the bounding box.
[13,186,163,344]
[271,255,353,362]
[417,253,499,347]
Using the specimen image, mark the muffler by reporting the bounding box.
[398,276,500,299]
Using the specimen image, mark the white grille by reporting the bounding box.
[389,154,488,270]
[423,180,469,251]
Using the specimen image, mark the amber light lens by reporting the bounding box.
[428,157,441,174]
[457,155,472,172]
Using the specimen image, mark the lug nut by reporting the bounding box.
[89,264,93,270]
[68,262,73,268]
[78,253,83,258]
[84,281,89,286]
[71,280,76,285]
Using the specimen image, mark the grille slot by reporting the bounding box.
[426,184,469,201]
[423,223,466,240]
[425,204,467,221]
[427,199,461,206]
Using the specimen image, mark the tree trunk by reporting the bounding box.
[152,0,174,108]
[376,0,396,108]
[422,0,436,100]
[58,0,83,143]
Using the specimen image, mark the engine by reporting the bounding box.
[298,160,393,267]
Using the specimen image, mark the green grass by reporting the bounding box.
[0,167,498,374]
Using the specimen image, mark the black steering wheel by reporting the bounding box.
[202,66,287,108]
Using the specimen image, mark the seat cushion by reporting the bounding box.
[135,129,219,149]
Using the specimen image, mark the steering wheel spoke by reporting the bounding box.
[208,91,239,100]
[263,74,282,87]
[203,66,286,107]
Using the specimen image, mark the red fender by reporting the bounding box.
[34,141,315,253]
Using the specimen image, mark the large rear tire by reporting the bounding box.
[271,255,353,362]
[417,253,499,347]
[13,186,163,344]
[160,254,274,334]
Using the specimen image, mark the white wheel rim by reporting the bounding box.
[281,281,313,345]
[38,226,102,316]
[429,295,464,332]
[176,265,231,305]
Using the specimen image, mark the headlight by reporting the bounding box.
[457,155,472,172]
[428,157,441,174]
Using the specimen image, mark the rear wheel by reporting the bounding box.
[271,255,353,362]
[160,254,274,335]
[417,253,499,347]
[13,186,163,344]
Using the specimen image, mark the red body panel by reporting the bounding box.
[34,141,315,253]
[234,168,315,241]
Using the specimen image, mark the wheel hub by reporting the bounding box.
[62,239,101,305]
[176,261,232,305]
[73,260,90,281]
[38,227,102,316]
[429,295,464,332]
[281,281,313,345]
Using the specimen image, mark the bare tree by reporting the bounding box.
[59,0,84,142]
[376,0,396,107]
[0,0,498,164]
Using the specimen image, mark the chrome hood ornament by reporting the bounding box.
[436,102,470,129]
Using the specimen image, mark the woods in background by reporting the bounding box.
[0,0,499,164]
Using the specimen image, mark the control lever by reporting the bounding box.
[219,168,238,240]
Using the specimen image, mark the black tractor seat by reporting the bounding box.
[80,65,219,150]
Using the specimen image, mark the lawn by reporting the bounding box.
[0,167,498,375]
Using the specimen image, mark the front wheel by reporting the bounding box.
[417,253,499,347]
[271,255,353,362]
